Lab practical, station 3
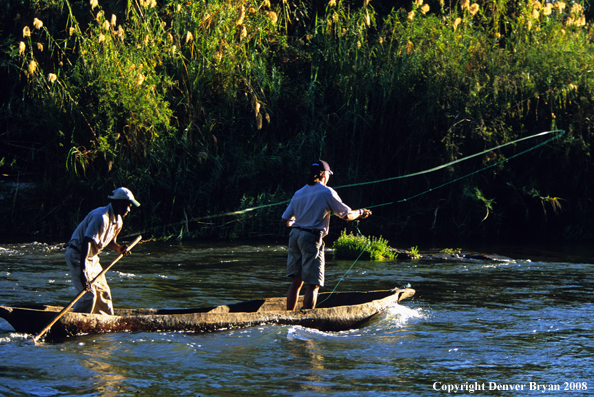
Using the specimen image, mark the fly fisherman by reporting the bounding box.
[281,160,372,310]
[65,187,140,314]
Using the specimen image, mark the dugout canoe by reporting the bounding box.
[0,288,414,340]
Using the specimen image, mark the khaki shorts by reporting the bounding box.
[65,247,114,315]
[286,228,325,287]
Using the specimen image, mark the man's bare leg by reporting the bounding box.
[287,276,304,310]
[302,284,319,310]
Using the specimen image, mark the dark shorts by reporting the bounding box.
[286,228,325,286]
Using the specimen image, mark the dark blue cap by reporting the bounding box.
[311,160,333,175]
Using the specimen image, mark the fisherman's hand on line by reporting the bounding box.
[359,209,372,219]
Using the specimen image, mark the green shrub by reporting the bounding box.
[409,246,420,260]
[333,230,396,261]
[2,0,594,241]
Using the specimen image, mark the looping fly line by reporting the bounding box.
[136,129,565,234]
[234,129,565,214]
[360,129,566,209]
[335,129,565,190]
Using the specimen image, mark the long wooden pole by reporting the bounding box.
[31,235,142,343]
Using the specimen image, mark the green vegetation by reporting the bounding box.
[333,230,396,261]
[440,248,462,255]
[409,245,420,260]
[1,1,594,242]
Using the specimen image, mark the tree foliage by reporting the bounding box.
[1,0,593,243]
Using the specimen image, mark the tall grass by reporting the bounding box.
[1,0,593,242]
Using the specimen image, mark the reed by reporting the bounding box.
[1,0,594,243]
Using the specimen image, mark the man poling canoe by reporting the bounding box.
[64,187,141,315]
[28,235,142,344]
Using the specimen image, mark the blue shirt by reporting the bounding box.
[68,204,122,257]
[282,182,351,236]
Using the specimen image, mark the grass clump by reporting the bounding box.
[333,230,396,261]
[440,248,462,255]
[409,246,420,260]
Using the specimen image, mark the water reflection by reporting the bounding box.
[286,328,327,393]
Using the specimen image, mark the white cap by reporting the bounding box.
[108,187,140,207]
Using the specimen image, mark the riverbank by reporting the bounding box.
[2,1,594,242]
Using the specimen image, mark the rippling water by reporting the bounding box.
[0,240,592,396]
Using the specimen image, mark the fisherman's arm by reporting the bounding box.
[281,216,295,227]
[79,237,93,289]
[342,208,372,221]
[328,189,372,221]
[108,239,130,256]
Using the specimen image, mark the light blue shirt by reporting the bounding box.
[68,204,122,257]
[282,182,351,236]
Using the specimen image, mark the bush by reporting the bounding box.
[2,0,594,242]
[333,230,396,261]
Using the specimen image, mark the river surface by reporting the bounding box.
[0,239,592,396]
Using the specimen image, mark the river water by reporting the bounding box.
[0,239,592,396]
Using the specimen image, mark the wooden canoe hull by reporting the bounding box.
[0,288,414,339]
